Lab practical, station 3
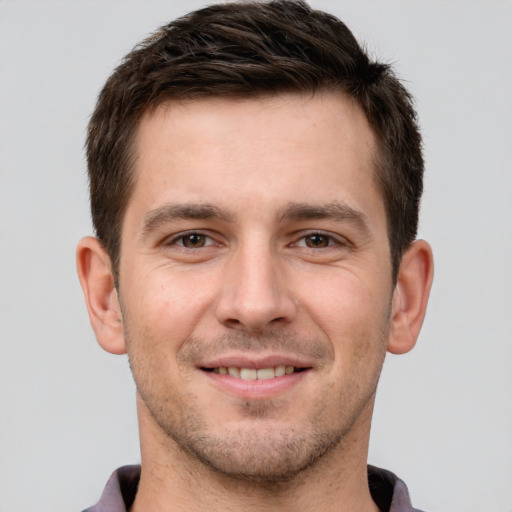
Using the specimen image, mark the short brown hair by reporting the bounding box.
[86,0,423,283]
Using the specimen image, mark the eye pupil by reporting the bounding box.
[306,234,329,248]
[182,234,205,248]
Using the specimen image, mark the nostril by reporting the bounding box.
[215,289,297,331]
[225,318,242,327]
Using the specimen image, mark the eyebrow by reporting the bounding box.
[141,203,233,238]
[279,201,371,233]
[140,200,371,238]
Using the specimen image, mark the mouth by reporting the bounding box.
[198,355,314,399]
[201,365,309,381]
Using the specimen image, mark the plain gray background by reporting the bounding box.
[1,1,511,511]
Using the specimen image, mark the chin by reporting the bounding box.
[159,409,349,484]
[188,428,343,482]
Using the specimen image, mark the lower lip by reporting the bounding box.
[202,370,309,399]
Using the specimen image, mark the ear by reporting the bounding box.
[76,236,126,355]
[387,239,434,355]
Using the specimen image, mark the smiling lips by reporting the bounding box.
[199,358,312,399]
[197,350,316,401]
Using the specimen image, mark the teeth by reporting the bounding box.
[275,365,286,377]
[240,368,257,380]
[228,367,240,378]
[213,365,298,380]
[256,368,275,380]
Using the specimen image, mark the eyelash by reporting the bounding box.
[293,232,341,249]
[167,231,217,249]
[165,230,347,250]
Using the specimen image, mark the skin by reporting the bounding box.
[77,92,433,511]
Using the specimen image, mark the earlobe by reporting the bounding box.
[76,236,126,355]
[387,239,434,355]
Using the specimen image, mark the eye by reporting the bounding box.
[304,233,331,248]
[296,233,335,248]
[174,232,214,248]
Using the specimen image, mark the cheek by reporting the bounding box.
[299,269,391,359]
[119,277,195,400]
[123,267,216,346]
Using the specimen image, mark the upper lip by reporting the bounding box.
[198,353,314,370]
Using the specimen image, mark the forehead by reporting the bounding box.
[127,92,382,226]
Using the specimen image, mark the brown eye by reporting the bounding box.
[304,234,330,248]
[181,233,207,248]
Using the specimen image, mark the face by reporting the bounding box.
[118,93,394,481]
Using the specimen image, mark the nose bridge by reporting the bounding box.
[215,236,295,331]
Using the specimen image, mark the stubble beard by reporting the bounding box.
[126,326,388,486]
[152,391,353,485]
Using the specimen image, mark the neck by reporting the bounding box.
[131,397,380,512]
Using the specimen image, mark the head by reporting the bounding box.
[78,0,433,490]
[86,0,423,285]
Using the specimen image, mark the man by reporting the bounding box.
[76,1,433,510]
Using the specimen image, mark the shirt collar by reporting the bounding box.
[83,464,423,512]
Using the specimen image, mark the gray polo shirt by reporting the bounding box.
[83,464,424,512]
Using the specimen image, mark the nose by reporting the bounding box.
[214,243,297,332]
